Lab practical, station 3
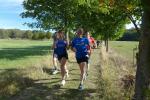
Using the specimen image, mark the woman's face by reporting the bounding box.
[57,31,64,39]
[56,32,59,39]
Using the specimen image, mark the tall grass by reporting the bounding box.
[97,45,135,100]
[0,62,52,99]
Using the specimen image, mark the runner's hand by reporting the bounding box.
[87,50,91,56]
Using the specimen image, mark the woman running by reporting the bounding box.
[72,28,91,90]
[54,30,69,86]
[84,32,97,76]
[52,32,59,74]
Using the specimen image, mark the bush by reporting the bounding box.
[46,32,51,39]
[0,29,52,40]
[118,29,140,41]
[32,33,39,40]
[22,31,33,39]
[38,32,46,40]
[0,29,9,39]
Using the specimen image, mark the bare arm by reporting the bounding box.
[87,45,92,56]
[52,40,56,49]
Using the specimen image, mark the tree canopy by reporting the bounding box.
[21,0,141,40]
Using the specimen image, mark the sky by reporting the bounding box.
[0,0,134,30]
[0,0,34,30]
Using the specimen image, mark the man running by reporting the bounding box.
[84,32,97,76]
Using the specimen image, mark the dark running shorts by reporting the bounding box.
[53,53,58,58]
[76,57,88,64]
[57,53,68,61]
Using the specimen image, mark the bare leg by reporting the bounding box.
[79,62,87,85]
[87,62,90,71]
[53,54,57,69]
[86,56,90,76]
[86,58,90,76]
[60,57,67,80]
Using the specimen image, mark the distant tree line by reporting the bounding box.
[0,29,52,40]
[118,28,140,41]
[0,28,139,41]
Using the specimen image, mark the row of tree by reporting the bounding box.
[118,28,140,41]
[21,0,141,51]
[0,29,51,40]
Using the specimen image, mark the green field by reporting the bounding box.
[0,40,138,69]
[0,39,52,69]
[109,41,138,60]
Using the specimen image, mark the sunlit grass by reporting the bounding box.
[0,39,52,69]
[109,41,138,60]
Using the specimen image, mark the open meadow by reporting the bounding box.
[109,41,138,60]
[0,39,52,69]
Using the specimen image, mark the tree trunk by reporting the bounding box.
[104,32,109,52]
[66,30,69,43]
[104,39,107,46]
[134,0,150,99]
[106,39,108,52]
[104,39,109,52]
[64,22,69,43]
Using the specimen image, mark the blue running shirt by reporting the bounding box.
[72,37,89,59]
[55,40,67,55]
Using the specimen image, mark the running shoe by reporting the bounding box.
[61,80,66,86]
[52,69,59,75]
[78,84,84,91]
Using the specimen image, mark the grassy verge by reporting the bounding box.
[97,43,136,100]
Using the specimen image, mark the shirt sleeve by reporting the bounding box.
[54,40,57,49]
[91,37,95,43]
[85,38,90,50]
